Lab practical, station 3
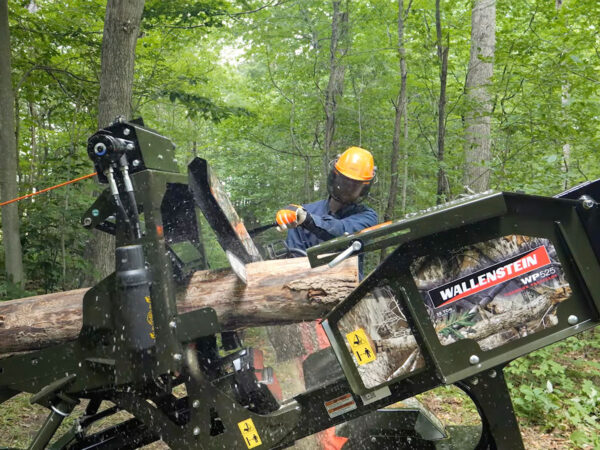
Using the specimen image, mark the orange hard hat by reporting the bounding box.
[334,146,375,181]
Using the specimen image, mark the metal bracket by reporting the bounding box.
[456,366,524,450]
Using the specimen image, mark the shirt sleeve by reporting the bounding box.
[304,207,378,241]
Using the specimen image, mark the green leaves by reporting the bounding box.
[507,331,600,445]
[143,0,227,29]
[163,90,250,122]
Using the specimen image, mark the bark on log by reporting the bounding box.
[0,257,358,355]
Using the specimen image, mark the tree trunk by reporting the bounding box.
[322,0,349,185]
[97,0,145,128]
[464,0,496,193]
[83,0,145,286]
[556,0,570,189]
[0,0,24,285]
[401,104,409,213]
[384,0,410,224]
[351,75,363,147]
[0,257,358,355]
[435,0,449,204]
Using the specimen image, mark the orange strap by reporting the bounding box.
[0,172,97,207]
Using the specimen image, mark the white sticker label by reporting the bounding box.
[324,393,357,418]
[360,386,392,406]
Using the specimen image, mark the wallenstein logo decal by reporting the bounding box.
[428,246,551,308]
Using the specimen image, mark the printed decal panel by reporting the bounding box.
[337,285,425,389]
[409,235,571,351]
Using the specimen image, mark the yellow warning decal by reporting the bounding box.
[238,418,262,448]
[346,328,376,365]
[145,296,156,340]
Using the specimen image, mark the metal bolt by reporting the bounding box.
[132,159,140,167]
[582,198,595,210]
[173,353,182,361]
[92,209,100,217]
[123,128,131,136]
[489,369,497,378]
[169,320,177,329]
[370,437,377,443]
[469,354,480,365]
[83,217,92,227]
[351,241,363,251]
[192,400,200,408]
[193,427,201,436]
[471,377,479,385]
[568,315,578,325]
[126,143,135,151]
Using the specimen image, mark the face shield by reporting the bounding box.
[327,167,372,204]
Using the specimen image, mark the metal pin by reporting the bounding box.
[120,165,135,193]
[106,168,119,197]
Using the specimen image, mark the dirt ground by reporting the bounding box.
[417,387,573,450]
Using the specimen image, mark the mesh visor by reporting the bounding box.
[328,168,371,204]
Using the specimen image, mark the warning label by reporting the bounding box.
[238,418,262,449]
[324,393,357,418]
[346,328,376,365]
[360,386,392,406]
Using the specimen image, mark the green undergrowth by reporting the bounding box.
[505,329,600,448]
[0,392,46,449]
[0,278,36,301]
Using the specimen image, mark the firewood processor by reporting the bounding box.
[1,120,599,449]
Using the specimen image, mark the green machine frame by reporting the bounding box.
[0,120,599,449]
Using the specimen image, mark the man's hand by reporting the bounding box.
[276,204,308,230]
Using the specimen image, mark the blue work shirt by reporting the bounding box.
[285,199,378,278]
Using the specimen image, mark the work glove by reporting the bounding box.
[276,204,308,230]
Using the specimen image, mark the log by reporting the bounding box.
[0,257,358,355]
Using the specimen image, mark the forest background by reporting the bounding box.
[0,0,599,447]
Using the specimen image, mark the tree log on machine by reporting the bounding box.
[0,257,358,356]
